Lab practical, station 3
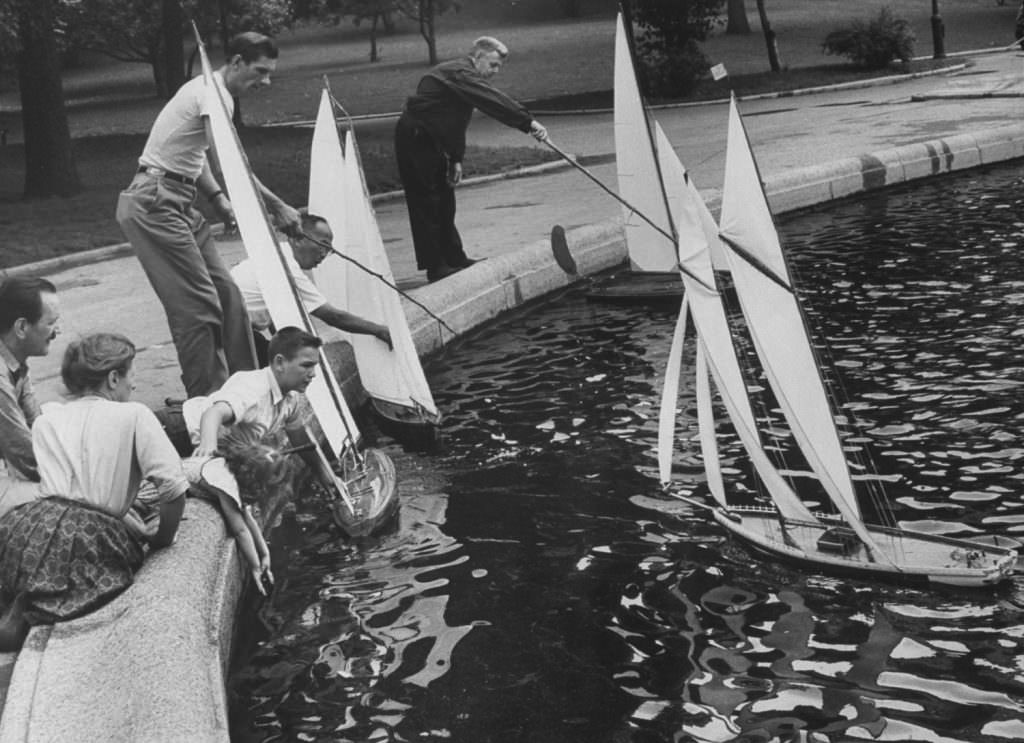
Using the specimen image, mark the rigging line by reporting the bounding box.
[543,140,719,294]
[300,230,457,336]
[193,24,363,466]
[718,233,794,295]
[787,259,898,532]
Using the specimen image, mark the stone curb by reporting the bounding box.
[4,120,1024,741]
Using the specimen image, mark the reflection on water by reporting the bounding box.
[230,162,1024,742]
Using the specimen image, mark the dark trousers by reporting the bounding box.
[394,116,467,271]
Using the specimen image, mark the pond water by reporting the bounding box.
[229,161,1024,743]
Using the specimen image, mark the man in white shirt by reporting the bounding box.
[231,212,392,365]
[116,31,301,398]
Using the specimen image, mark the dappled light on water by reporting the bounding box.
[230,161,1024,742]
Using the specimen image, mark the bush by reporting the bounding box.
[635,37,710,99]
[631,0,722,98]
[822,7,915,70]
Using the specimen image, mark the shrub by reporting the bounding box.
[822,7,915,70]
[635,37,710,99]
[631,0,722,98]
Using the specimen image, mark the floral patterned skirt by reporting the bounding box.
[0,497,145,625]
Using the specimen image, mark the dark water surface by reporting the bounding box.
[230,161,1024,743]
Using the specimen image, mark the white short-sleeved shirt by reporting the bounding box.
[33,397,189,517]
[138,70,234,179]
[182,367,307,445]
[231,244,327,330]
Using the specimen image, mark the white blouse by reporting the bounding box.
[33,397,188,517]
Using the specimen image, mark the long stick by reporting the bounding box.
[544,139,718,294]
[544,139,674,243]
[300,230,457,335]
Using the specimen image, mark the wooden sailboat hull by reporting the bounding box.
[368,398,442,451]
[712,508,1019,588]
[585,271,684,304]
[332,447,400,538]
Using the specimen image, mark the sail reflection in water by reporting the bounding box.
[230,479,475,740]
[231,161,1024,742]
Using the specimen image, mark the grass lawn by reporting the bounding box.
[0,127,555,268]
[0,0,1018,267]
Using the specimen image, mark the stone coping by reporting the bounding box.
[1,123,1024,742]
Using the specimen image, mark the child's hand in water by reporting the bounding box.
[253,557,274,595]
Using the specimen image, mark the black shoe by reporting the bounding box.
[457,256,486,268]
[426,263,460,282]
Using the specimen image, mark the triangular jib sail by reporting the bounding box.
[198,41,361,458]
[613,10,676,272]
[308,90,440,421]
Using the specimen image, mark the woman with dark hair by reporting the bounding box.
[0,333,188,649]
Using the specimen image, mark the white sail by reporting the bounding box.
[654,127,817,523]
[613,11,676,272]
[657,297,687,485]
[694,344,726,507]
[308,93,439,420]
[718,96,889,557]
[199,47,360,456]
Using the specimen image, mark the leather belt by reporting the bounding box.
[137,166,197,187]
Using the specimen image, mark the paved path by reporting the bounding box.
[26,51,1024,410]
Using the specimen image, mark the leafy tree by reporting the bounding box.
[629,0,723,97]
[8,0,80,198]
[60,0,293,99]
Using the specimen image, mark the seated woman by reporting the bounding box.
[0,333,187,650]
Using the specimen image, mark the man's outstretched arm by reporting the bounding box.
[312,304,393,349]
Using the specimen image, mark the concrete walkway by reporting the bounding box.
[0,49,1023,742]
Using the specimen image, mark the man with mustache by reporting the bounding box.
[117,32,301,398]
[0,277,60,518]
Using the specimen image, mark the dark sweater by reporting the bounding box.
[402,56,534,162]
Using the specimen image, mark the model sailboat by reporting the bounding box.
[308,90,442,449]
[586,8,683,303]
[198,37,398,537]
[656,96,1018,587]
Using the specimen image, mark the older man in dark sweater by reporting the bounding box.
[395,36,548,283]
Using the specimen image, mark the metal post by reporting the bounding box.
[931,0,946,59]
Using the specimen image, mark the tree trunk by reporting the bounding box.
[755,0,782,72]
[152,51,169,100]
[418,0,438,65]
[726,0,751,34]
[16,0,80,198]
[370,14,379,62]
[162,0,186,97]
